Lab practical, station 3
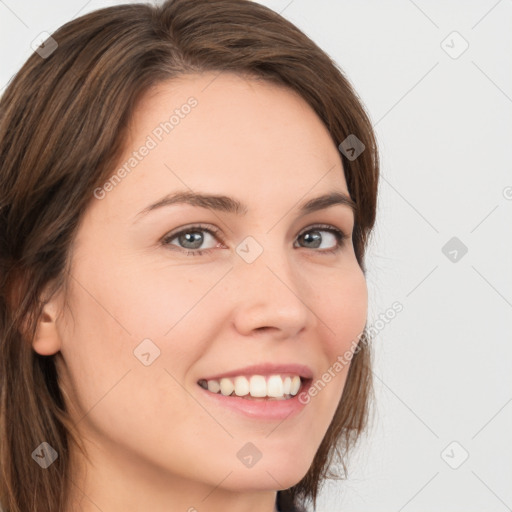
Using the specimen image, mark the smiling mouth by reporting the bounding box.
[197,374,310,401]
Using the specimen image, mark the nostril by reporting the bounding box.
[255,326,272,333]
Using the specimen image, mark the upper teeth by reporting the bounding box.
[199,375,302,398]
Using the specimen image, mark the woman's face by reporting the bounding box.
[45,72,367,504]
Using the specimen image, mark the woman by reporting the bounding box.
[0,1,379,511]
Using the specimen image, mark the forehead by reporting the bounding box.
[100,72,350,219]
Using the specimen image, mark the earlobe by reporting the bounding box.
[32,294,63,356]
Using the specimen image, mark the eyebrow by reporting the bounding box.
[134,190,357,221]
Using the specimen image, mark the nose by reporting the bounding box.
[229,241,314,340]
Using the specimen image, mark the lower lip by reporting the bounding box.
[197,379,312,420]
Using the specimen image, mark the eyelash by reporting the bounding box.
[161,223,348,257]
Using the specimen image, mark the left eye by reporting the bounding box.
[161,223,347,256]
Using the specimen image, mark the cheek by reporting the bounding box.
[320,262,368,354]
[293,261,367,418]
[57,265,201,453]
[101,257,229,339]
[57,279,133,416]
[58,255,227,412]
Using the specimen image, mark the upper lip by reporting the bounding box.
[199,363,314,381]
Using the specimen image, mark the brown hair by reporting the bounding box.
[0,1,379,510]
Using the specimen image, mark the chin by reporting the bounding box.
[221,458,312,491]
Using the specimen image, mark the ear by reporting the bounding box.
[32,286,63,356]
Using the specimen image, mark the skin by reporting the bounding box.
[33,72,368,512]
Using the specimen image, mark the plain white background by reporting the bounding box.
[1,1,511,511]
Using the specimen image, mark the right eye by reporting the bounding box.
[161,224,225,256]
